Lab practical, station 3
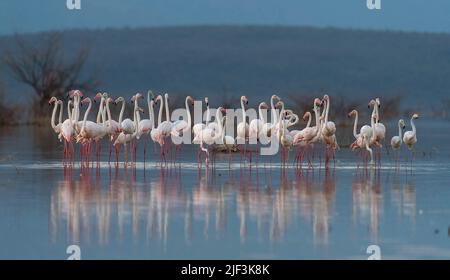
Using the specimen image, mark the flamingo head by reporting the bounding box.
[204,97,209,107]
[81,97,91,105]
[260,102,269,109]
[187,96,194,106]
[106,97,113,104]
[271,94,281,102]
[93,92,103,103]
[102,92,109,99]
[399,119,406,129]
[348,109,357,118]
[114,97,124,104]
[241,96,248,105]
[155,95,162,105]
[217,107,226,114]
[313,98,322,108]
[375,97,381,108]
[275,100,283,109]
[302,111,311,121]
[131,92,143,103]
[164,93,169,100]
[368,99,376,108]
[412,113,419,119]
[74,90,83,98]
[48,97,57,105]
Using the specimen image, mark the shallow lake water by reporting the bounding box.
[0,121,450,259]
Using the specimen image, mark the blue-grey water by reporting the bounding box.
[0,121,449,259]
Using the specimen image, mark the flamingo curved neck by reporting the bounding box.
[50,101,58,129]
[206,104,210,126]
[164,95,170,122]
[58,102,63,125]
[241,99,246,124]
[81,99,92,132]
[149,101,155,129]
[67,101,72,121]
[147,92,152,120]
[96,97,105,124]
[214,109,224,140]
[258,103,266,124]
[324,98,330,123]
[185,97,192,131]
[277,104,285,140]
[105,101,112,124]
[397,121,403,142]
[118,100,125,124]
[313,105,320,134]
[352,111,359,138]
[157,95,163,126]
[305,113,312,128]
[270,96,277,125]
[411,117,416,136]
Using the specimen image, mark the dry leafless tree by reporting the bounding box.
[3,32,98,116]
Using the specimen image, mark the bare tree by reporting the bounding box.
[3,32,98,115]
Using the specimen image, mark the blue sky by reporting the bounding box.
[0,0,449,35]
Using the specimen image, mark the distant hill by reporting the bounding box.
[1,25,449,110]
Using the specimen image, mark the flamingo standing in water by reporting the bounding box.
[277,102,293,167]
[369,98,386,164]
[49,97,63,136]
[193,97,210,163]
[249,102,269,141]
[151,94,172,164]
[236,96,249,162]
[104,97,121,163]
[261,95,281,144]
[293,98,322,168]
[170,96,194,163]
[76,97,107,167]
[114,104,142,166]
[136,91,156,161]
[348,109,373,167]
[391,119,406,165]
[194,107,226,166]
[320,94,338,166]
[403,113,419,168]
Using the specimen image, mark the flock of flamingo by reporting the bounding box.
[48,90,419,169]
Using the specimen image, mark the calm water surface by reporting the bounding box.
[0,121,450,259]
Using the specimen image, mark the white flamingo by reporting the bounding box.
[104,97,121,162]
[261,95,281,142]
[170,95,194,162]
[403,113,419,150]
[193,97,209,139]
[236,95,249,142]
[49,97,62,136]
[348,109,374,166]
[391,119,406,150]
[194,107,225,166]
[113,106,142,166]
[136,90,154,140]
[249,101,269,141]
[391,119,406,166]
[115,97,134,135]
[321,94,338,165]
